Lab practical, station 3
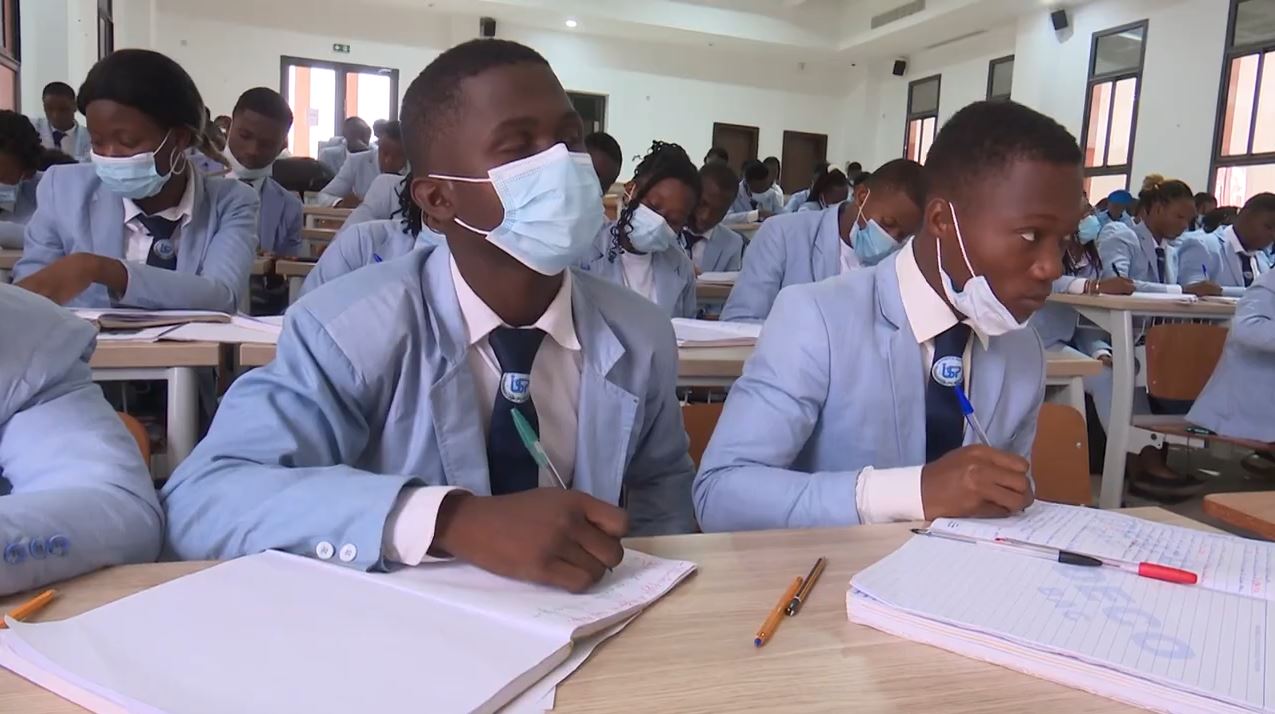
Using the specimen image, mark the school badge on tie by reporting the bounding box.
[151,239,176,261]
[932,355,963,388]
[501,372,532,404]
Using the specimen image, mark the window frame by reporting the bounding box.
[0,0,19,112]
[1078,20,1149,193]
[1208,0,1275,198]
[986,54,1014,101]
[902,73,941,163]
[97,0,113,60]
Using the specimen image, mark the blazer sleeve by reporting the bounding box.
[317,157,358,204]
[160,305,420,571]
[724,232,744,272]
[12,172,67,281]
[694,286,865,532]
[676,265,697,319]
[1097,231,1172,293]
[719,219,787,322]
[300,223,371,297]
[1175,238,1214,289]
[1231,280,1275,354]
[278,193,304,258]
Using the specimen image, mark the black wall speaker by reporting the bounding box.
[1051,9,1069,31]
[892,59,907,77]
[480,17,497,38]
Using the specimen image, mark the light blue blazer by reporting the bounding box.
[300,219,441,296]
[694,224,744,273]
[161,244,697,570]
[0,171,41,249]
[1030,267,1110,357]
[720,205,843,322]
[577,224,697,318]
[1187,269,1275,442]
[693,250,1045,532]
[1176,226,1272,297]
[345,173,403,227]
[317,144,349,175]
[318,148,382,205]
[725,181,784,225]
[0,284,162,595]
[258,178,303,257]
[783,189,809,214]
[32,118,90,162]
[1097,221,1179,292]
[13,164,259,312]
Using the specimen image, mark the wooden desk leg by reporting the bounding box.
[0,267,10,284]
[1099,309,1135,509]
[288,276,303,305]
[164,366,199,478]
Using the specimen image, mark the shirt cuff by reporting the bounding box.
[382,486,463,565]
[747,209,760,223]
[854,465,925,524]
[1091,347,1112,360]
[1165,284,1183,294]
[1064,277,1089,295]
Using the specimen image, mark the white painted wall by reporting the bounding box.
[18,0,97,115]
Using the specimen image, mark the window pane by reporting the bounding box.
[1222,54,1260,156]
[990,58,1013,98]
[1107,77,1137,165]
[1235,0,1275,47]
[285,65,338,159]
[1253,52,1275,153]
[1094,26,1145,75]
[1085,82,1113,168]
[1085,173,1128,199]
[1215,163,1275,204]
[352,72,393,126]
[910,78,939,115]
[919,117,936,164]
[905,119,922,162]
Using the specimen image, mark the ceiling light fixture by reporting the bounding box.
[565,18,578,28]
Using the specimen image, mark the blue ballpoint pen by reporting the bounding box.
[373,253,384,263]
[954,385,991,445]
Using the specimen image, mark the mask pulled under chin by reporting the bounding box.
[937,203,1030,337]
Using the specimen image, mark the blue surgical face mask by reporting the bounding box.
[850,191,901,266]
[627,202,677,253]
[226,132,274,181]
[1077,213,1101,244]
[91,130,178,199]
[427,143,605,276]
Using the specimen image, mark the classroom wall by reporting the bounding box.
[18,0,98,116]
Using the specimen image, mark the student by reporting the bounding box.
[32,82,90,162]
[224,87,302,257]
[724,159,783,225]
[317,120,407,207]
[683,161,745,273]
[1187,268,1275,442]
[1203,206,1239,234]
[12,49,258,312]
[784,161,829,213]
[0,284,163,596]
[1095,188,1135,228]
[797,168,850,212]
[1097,175,1221,296]
[846,160,863,179]
[762,155,783,206]
[345,172,406,226]
[720,158,926,322]
[1190,191,1218,232]
[161,39,696,591]
[1177,193,1275,296]
[317,116,372,175]
[694,100,1080,531]
[213,114,232,135]
[372,118,389,145]
[0,111,46,248]
[577,141,699,318]
[704,146,729,165]
[584,131,622,193]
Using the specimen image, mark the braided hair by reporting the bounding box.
[393,172,424,236]
[608,140,700,261]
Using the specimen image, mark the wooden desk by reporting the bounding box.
[1043,352,1102,419]
[723,222,762,241]
[250,256,273,276]
[301,227,338,258]
[0,248,19,283]
[695,282,732,303]
[1047,294,1237,508]
[301,205,352,222]
[1204,491,1275,540]
[274,259,317,304]
[0,507,1196,713]
[89,341,221,477]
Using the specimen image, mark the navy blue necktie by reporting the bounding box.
[486,327,547,495]
[137,215,179,271]
[1239,252,1255,287]
[1154,246,1168,284]
[51,130,65,149]
[925,322,972,463]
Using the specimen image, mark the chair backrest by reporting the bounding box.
[1031,403,1091,506]
[1144,323,1229,401]
[117,412,151,467]
[682,402,725,469]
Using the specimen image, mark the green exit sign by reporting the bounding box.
[332,43,351,54]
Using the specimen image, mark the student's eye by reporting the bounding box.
[1018,230,1038,243]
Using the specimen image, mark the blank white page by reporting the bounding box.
[670,319,761,347]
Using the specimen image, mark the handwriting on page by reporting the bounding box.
[528,551,690,627]
[933,502,1275,600]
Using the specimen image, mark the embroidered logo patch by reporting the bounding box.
[501,373,531,404]
[932,356,963,388]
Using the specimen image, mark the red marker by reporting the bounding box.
[995,537,1198,585]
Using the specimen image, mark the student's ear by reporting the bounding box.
[852,184,870,206]
[413,176,458,228]
[926,196,956,245]
[622,179,637,202]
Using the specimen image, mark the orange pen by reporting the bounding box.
[0,589,57,629]
[754,577,802,648]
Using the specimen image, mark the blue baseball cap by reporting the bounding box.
[1107,189,1134,204]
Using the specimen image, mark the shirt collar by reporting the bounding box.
[1224,225,1253,256]
[894,240,989,349]
[449,256,580,352]
[122,170,198,226]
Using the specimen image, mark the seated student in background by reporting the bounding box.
[694,100,1080,532]
[1203,205,1239,235]
[846,160,863,179]
[0,111,47,249]
[762,155,784,206]
[584,131,622,194]
[724,159,783,224]
[577,141,699,318]
[703,146,729,166]
[720,158,926,323]
[797,167,850,212]
[682,161,745,273]
[1187,267,1275,443]
[0,284,163,596]
[1176,193,1275,297]
[344,172,404,226]
[372,118,389,147]
[32,82,90,162]
[1095,188,1135,228]
[12,49,258,312]
[162,39,696,592]
[224,87,302,258]
[317,116,372,175]
[1097,175,1221,297]
[1191,191,1218,232]
[317,119,407,208]
[784,161,829,213]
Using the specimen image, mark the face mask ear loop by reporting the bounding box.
[947,202,978,278]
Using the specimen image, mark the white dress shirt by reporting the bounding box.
[854,240,983,524]
[122,172,197,263]
[838,231,861,274]
[691,237,709,267]
[619,250,658,302]
[34,118,88,161]
[1226,226,1267,279]
[382,258,583,565]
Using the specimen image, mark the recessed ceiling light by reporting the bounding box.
[565,18,578,28]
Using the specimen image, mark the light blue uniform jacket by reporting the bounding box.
[694,250,1045,532]
[258,177,303,257]
[300,219,441,296]
[720,205,843,322]
[1097,221,1180,292]
[725,181,784,225]
[577,224,697,319]
[317,148,382,205]
[1188,269,1275,442]
[1176,226,1272,298]
[32,118,90,162]
[783,189,810,214]
[0,285,162,595]
[13,164,259,312]
[1095,211,1135,230]
[1030,267,1111,357]
[317,144,349,175]
[161,244,697,570]
[0,171,41,249]
[345,173,403,227]
[693,223,744,273]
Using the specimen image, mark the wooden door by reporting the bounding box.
[780,131,828,195]
[710,123,759,174]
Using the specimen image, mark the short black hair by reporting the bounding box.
[846,161,863,173]
[0,111,44,171]
[862,159,927,210]
[1242,192,1275,215]
[810,168,849,202]
[610,141,700,258]
[812,160,830,179]
[1203,206,1239,233]
[379,119,403,142]
[38,148,79,170]
[42,82,76,101]
[1138,174,1193,210]
[233,87,293,127]
[699,161,739,195]
[763,156,780,167]
[585,131,622,164]
[1194,191,1218,210]
[852,170,872,185]
[77,49,205,134]
[402,38,550,170]
[704,146,729,164]
[925,100,1081,203]
[743,159,769,182]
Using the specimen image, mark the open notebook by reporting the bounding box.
[1,549,694,714]
[848,502,1275,713]
[72,308,232,330]
[671,318,761,347]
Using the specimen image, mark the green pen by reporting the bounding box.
[510,410,568,489]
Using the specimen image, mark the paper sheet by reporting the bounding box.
[161,318,281,344]
[500,617,636,713]
[696,271,739,285]
[1128,292,1200,303]
[71,308,230,322]
[91,326,174,343]
[670,318,761,347]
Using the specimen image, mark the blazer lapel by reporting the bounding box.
[876,256,925,463]
[969,338,1009,447]
[652,249,686,313]
[811,206,844,281]
[178,172,211,273]
[90,183,126,259]
[1135,225,1160,277]
[702,230,724,272]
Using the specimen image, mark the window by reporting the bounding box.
[97,0,113,60]
[987,55,1014,101]
[904,74,940,164]
[567,92,606,134]
[0,0,18,111]
[279,56,399,160]
[1079,21,1147,195]
[1211,0,1275,204]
